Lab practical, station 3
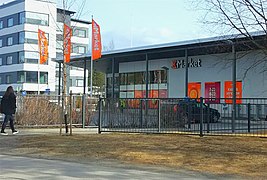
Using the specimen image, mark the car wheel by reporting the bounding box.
[212,114,219,123]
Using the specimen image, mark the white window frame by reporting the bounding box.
[0,39,2,47]
[0,57,2,65]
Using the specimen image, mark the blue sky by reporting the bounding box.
[0,0,214,50]
[60,0,215,50]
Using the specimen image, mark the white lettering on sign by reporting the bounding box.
[171,58,202,69]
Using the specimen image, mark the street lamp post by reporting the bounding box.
[226,40,236,132]
[185,49,188,97]
[232,42,237,133]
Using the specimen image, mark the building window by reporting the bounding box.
[56,22,64,32]
[17,72,25,83]
[7,37,13,46]
[0,57,2,66]
[7,18,14,27]
[78,46,86,54]
[19,12,25,24]
[19,51,39,64]
[19,31,43,44]
[19,52,25,63]
[26,71,38,83]
[40,72,48,84]
[6,75,11,84]
[24,12,49,26]
[19,32,25,44]
[0,76,2,84]
[127,73,134,85]
[56,41,63,50]
[149,70,167,84]
[120,73,127,85]
[74,28,87,38]
[76,79,83,87]
[0,39,2,47]
[0,20,3,29]
[7,56,13,65]
[134,72,145,84]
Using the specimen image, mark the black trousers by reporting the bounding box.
[1,114,15,132]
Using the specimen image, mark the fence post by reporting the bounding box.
[140,99,143,128]
[69,91,73,136]
[248,103,251,133]
[98,98,102,134]
[207,103,210,133]
[200,97,204,137]
[158,99,161,133]
[82,94,86,128]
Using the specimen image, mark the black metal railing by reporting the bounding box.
[97,98,267,137]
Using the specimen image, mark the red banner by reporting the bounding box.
[38,29,48,64]
[205,82,221,103]
[92,19,102,60]
[224,81,242,104]
[64,24,72,63]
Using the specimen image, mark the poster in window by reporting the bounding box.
[149,90,159,108]
[224,81,242,104]
[132,90,146,108]
[205,82,221,103]
[188,82,201,99]
[159,89,168,98]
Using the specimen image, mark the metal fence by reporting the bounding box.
[97,98,267,137]
[12,94,98,128]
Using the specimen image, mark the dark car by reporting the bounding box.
[173,100,220,123]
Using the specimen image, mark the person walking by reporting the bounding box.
[0,86,18,135]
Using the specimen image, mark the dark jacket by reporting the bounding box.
[1,93,16,115]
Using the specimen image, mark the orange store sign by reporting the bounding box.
[224,81,242,104]
[188,82,201,99]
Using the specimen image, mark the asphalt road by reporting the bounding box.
[0,154,239,180]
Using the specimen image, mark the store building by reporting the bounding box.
[68,33,267,101]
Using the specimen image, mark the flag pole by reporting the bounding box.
[38,26,40,95]
[90,16,93,97]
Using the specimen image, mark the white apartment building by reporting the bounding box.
[0,0,90,96]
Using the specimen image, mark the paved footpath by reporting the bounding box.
[0,154,239,180]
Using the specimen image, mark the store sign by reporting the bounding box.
[171,58,202,69]
[188,82,201,99]
[205,82,221,104]
[224,81,242,104]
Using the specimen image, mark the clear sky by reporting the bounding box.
[58,0,215,50]
[0,0,215,50]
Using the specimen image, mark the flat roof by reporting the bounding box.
[57,31,266,73]
[71,18,91,25]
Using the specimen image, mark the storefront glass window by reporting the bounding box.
[134,72,144,84]
[127,73,134,85]
[120,73,127,85]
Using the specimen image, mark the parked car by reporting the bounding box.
[172,99,220,123]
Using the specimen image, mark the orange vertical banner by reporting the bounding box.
[92,19,102,60]
[224,81,242,104]
[64,24,72,63]
[38,29,48,64]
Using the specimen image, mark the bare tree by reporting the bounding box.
[191,0,267,74]
[194,0,267,37]
[55,0,86,134]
